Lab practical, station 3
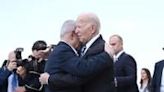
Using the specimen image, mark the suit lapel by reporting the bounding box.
[84,35,105,57]
[158,61,164,85]
[115,52,125,63]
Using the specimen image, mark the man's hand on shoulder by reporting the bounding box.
[39,72,50,84]
[104,43,114,58]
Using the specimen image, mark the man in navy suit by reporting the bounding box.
[152,58,164,92]
[40,13,115,92]
[40,20,84,92]
[0,51,18,92]
[109,34,139,92]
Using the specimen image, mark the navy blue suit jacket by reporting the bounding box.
[114,52,139,92]
[44,41,83,92]
[152,60,164,92]
[44,35,115,92]
[0,67,12,92]
[58,35,115,92]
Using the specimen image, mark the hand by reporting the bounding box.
[15,86,26,92]
[7,61,17,71]
[38,47,51,60]
[40,46,51,53]
[39,72,50,84]
[38,58,43,63]
[104,43,114,58]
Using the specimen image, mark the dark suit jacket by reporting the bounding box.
[82,35,114,92]
[114,52,139,92]
[44,41,83,92]
[44,35,115,92]
[0,66,12,92]
[59,35,115,92]
[0,65,23,92]
[152,60,164,92]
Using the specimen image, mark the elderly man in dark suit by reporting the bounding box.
[152,59,164,92]
[69,13,115,92]
[40,13,115,92]
[109,34,139,92]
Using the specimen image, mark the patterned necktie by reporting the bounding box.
[80,45,86,57]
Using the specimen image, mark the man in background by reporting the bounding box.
[109,34,139,92]
[152,48,164,92]
[16,40,51,92]
[0,51,18,92]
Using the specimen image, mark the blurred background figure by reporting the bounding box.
[0,51,18,92]
[139,68,151,92]
[151,48,164,92]
[109,34,139,92]
[16,40,53,92]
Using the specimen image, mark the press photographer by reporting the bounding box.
[0,50,22,92]
[16,40,52,92]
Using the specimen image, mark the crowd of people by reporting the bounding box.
[0,12,163,92]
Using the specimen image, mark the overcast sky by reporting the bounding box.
[0,0,164,84]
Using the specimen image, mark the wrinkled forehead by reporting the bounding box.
[110,37,118,42]
[76,15,91,24]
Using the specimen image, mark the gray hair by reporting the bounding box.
[79,13,101,34]
[89,13,100,34]
[60,20,76,38]
[110,34,123,44]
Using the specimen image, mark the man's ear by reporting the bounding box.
[72,31,77,39]
[91,24,96,34]
[70,32,74,40]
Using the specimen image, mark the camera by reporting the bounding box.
[14,47,24,66]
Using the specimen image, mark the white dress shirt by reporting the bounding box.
[84,34,100,54]
[114,50,124,62]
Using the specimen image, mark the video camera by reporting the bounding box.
[14,47,24,66]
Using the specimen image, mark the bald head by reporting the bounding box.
[75,13,100,44]
[8,51,16,62]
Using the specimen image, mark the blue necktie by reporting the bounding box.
[12,73,18,90]
[8,73,18,92]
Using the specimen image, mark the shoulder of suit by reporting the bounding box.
[120,52,136,61]
[56,41,72,49]
[156,60,164,65]
[122,52,133,58]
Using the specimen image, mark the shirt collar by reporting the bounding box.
[61,41,79,56]
[84,34,100,54]
[115,50,124,59]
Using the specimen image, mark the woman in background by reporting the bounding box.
[139,68,151,92]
